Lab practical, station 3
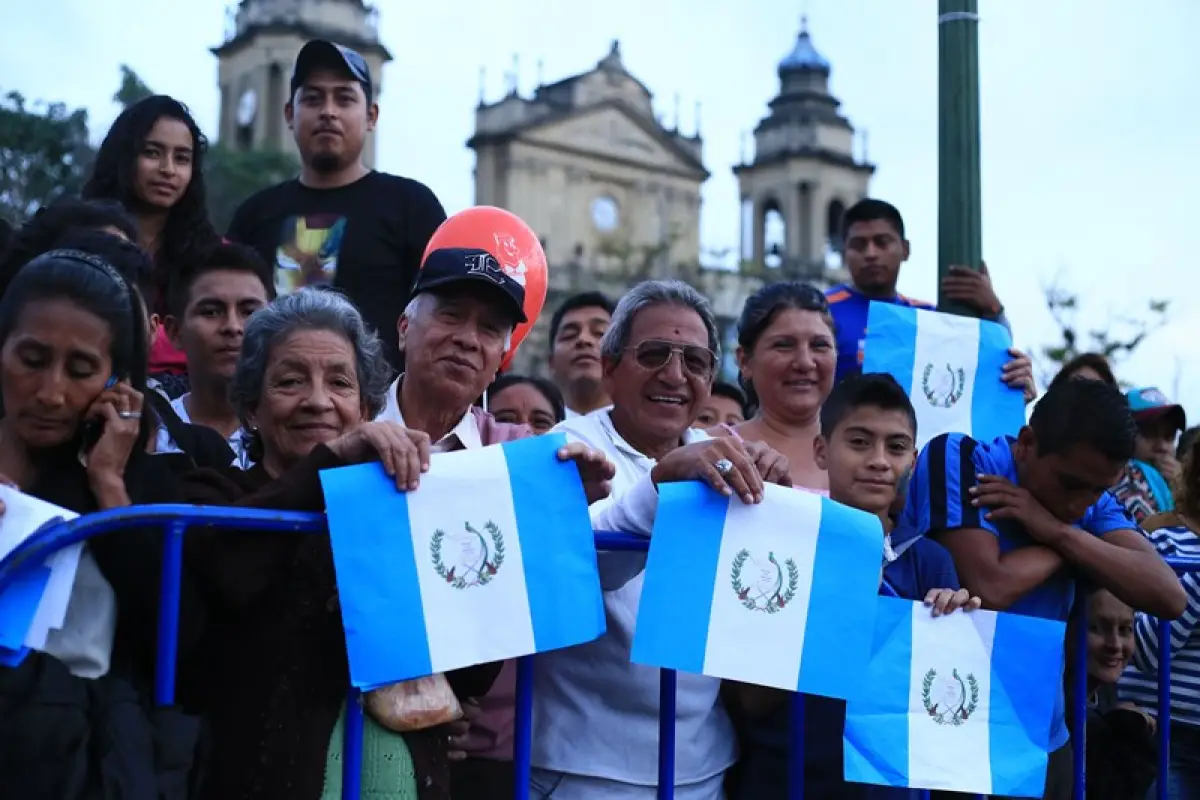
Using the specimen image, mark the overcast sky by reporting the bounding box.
[3,0,1198,417]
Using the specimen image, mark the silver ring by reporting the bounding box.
[118,411,142,420]
[714,458,734,476]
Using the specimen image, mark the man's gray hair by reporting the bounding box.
[599,279,721,363]
[401,291,514,352]
[231,288,394,446]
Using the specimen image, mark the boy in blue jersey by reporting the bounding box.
[734,374,978,800]
[896,377,1186,800]
[825,199,1033,399]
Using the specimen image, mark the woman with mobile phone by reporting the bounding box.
[0,249,205,797]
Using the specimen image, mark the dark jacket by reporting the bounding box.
[0,439,208,798]
[180,444,502,800]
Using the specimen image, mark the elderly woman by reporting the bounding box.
[530,279,789,800]
[184,255,613,800]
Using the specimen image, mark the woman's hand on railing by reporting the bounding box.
[444,697,481,761]
[923,587,983,617]
[1114,700,1158,734]
[556,443,616,505]
[326,422,432,491]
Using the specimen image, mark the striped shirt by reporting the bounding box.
[1118,515,1200,728]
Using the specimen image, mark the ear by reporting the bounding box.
[736,345,749,378]
[367,103,380,132]
[813,434,829,471]
[900,239,911,263]
[600,355,619,397]
[396,314,410,352]
[1014,425,1035,460]
[147,313,161,338]
[163,314,183,349]
[284,101,295,131]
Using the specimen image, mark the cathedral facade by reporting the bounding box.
[211,3,875,378]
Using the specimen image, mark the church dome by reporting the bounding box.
[778,17,830,74]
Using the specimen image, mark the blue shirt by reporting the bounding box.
[895,432,1134,749]
[826,283,934,383]
[737,537,960,799]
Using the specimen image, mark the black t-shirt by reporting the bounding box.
[226,171,446,368]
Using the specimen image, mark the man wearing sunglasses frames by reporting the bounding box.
[530,280,790,800]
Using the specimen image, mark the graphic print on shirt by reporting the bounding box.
[275,214,347,294]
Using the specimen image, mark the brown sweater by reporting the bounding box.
[180,444,501,800]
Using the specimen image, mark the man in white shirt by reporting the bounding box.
[547,292,615,418]
[532,279,788,799]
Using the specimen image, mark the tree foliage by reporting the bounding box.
[204,145,298,232]
[0,91,93,224]
[113,65,154,109]
[1039,278,1169,385]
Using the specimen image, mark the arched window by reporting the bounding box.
[762,199,785,269]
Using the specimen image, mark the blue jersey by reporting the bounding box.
[895,432,1134,749]
[825,283,934,383]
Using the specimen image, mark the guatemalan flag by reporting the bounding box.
[632,482,883,697]
[863,303,1024,449]
[843,596,1064,796]
[320,432,606,690]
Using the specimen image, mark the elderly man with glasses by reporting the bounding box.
[529,279,790,799]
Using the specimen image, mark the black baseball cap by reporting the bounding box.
[412,248,527,323]
[291,40,373,100]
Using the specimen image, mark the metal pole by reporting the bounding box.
[937,0,983,317]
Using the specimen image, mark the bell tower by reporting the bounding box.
[211,0,392,167]
[734,17,874,280]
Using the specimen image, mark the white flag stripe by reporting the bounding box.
[910,310,982,450]
[702,488,821,691]
[407,445,535,671]
[906,602,998,792]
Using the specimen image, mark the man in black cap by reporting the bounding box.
[376,246,529,448]
[226,38,447,369]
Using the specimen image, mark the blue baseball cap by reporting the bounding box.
[1126,386,1186,431]
[412,247,527,323]
[291,40,373,100]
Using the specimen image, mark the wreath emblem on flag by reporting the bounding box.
[431,521,505,589]
[730,549,799,614]
[921,667,979,726]
[921,362,967,408]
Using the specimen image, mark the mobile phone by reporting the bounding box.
[79,375,119,458]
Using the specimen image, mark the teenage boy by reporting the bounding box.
[161,243,275,468]
[896,377,1186,800]
[734,373,978,799]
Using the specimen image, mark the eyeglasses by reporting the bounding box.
[626,339,717,379]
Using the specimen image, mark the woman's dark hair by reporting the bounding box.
[1048,352,1117,392]
[53,229,155,300]
[1176,429,1200,522]
[0,249,151,454]
[486,373,567,424]
[0,197,138,298]
[83,95,219,303]
[736,281,835,407]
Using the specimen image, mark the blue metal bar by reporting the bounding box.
[514,656,534,800]
[658,669,677,799]
[343,690,364,800]
[1072,596,1089,800]
[1156,617,1171,800]
[153,518,186,707]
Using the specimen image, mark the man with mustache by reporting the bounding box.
[226,39,446,370]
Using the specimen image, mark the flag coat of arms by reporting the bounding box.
[843,596,1064,796]
[320,433,606,690]
[862,303,1025,449]
[632,482,883,698]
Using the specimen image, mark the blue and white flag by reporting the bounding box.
[863,303,1024,449]
[844,596,1064,797]
[320,433,605,690]
[632,482,883,697]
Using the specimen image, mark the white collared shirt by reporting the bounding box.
[154,393,253,469]
[377,376,481,452]
[531,410,736,787]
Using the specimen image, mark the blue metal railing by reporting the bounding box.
[0,505,1194,799]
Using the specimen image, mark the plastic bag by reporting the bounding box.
[363,673,463,732]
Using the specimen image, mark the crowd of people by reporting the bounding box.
[0,36,1195,800]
